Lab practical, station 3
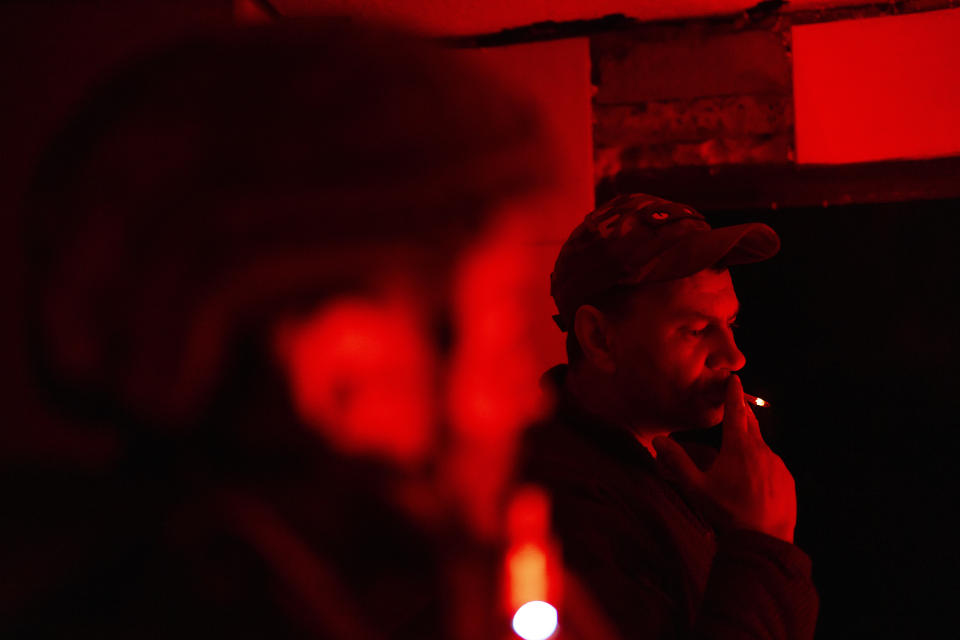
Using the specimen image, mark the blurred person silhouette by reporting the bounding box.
[9,17,554,639]
[518,194,819,638]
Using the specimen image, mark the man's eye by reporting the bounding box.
[685,326,707,337]
[729,320,740,330]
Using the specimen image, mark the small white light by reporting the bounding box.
[512,601,558,640]
[743,393,771,409]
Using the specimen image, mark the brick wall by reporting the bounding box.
[592,27,794,180]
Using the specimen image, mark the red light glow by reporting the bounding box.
[444,217,551,539]
[277,294,436,467]
[447,217,547,442]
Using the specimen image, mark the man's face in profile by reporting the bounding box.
[607,268,746,431]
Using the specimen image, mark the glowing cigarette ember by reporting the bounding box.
[743,393,770,408]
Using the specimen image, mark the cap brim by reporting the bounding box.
[642,223,780,283]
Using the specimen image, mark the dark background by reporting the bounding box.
[710,200,960,637]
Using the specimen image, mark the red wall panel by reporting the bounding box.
[793,8,960,164]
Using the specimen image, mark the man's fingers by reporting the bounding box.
[745,405,764,441]
[721,375,749,446]
[652,436,703,492]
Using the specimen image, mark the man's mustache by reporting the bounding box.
[695,376,731,398]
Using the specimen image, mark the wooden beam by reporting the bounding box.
[595,156,960,209]
[444,1,958,47]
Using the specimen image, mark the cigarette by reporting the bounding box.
[743,393,770,408]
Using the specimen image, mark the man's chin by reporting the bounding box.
[687,388,726,424]
[667,405,722,431]
[693,404,724,429]
[707,404,726,425]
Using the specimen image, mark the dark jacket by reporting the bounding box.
[517,365,819,639]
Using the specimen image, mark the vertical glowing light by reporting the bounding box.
[512,600,559,640]
[507,543,549,606]
[504,486,562,637]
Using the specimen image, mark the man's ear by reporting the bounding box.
[573,305,616,373]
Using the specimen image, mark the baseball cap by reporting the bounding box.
[550,193,780,332]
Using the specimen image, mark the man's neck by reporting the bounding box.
[564,365,671,458]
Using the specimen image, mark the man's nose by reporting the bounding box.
[707,328,746,373]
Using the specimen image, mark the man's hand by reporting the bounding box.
[652,375,797,543]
